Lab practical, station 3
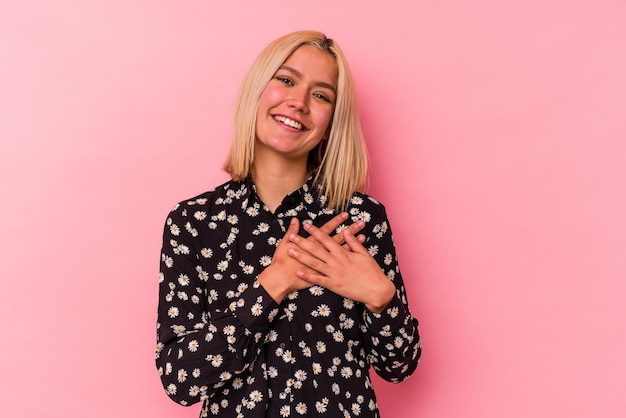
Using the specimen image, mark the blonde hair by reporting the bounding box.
[222,30,368,211]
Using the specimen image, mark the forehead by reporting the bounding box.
[280,45,338,87]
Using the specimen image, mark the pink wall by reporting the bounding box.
[1,1,625,416]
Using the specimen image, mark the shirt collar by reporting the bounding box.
[242,174,332,220]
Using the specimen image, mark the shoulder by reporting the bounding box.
[166,179,249,220]
[345,191,389,221]
[344,192,397,243]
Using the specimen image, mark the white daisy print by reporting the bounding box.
[368,245,379,256]
[217,260,228,272]
[311,362,322,375]
[251,303,263,316]
[340,367,353,378]
[358,211,371,222]
[294,369,307,381]
[309,286,324,296]
[210,354,223,367]
[156,180,421,417]
[249,390,263,402]
[317,304,331,316]
[167,307,179,318]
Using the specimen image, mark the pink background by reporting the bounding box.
[1,1,625,417]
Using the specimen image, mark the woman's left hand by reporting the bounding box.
[287,222,396,313]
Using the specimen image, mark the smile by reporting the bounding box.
[273,115,305,131]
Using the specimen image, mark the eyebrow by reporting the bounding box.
[279,65,337,94]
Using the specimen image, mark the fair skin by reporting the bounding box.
[253,45,336,211]
[254,45,395,313]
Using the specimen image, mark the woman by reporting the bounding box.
[156,30,421,417]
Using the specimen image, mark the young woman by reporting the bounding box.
[156,30,421,417]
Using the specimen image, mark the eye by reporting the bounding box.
[276,76,293,86]
[313,93,333,104]
[313,92,331,103]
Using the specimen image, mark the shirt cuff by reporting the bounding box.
[362,295,408,335]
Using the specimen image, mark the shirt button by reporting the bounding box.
[279,342,286,349]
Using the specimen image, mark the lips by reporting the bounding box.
[273,115,306,131]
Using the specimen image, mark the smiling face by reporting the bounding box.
[254,45,338,166]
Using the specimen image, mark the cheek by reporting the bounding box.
[258,84,282,111]
[317,108,334,132]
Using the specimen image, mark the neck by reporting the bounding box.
[251,157,309,214]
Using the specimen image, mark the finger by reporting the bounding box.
[331,219,365,245]
[295,268,326,286]
[277,217,300,250]
[289,231,331,261]
[287,246,328,275]
[343,229,368,253]
[341,234,365,250]
[285,217,300,237]
[344,220,366,239]
[318,212,349,235]
[303,222,342,252]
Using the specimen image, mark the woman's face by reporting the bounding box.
[255,45,338,165]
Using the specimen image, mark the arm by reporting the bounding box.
[155,204,280,406]
[286,201,421,382]
[156,206,368,405]
[358,204,421,382]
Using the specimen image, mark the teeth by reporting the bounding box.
[274,115,303,130]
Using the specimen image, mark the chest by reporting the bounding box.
[195,212,364,339]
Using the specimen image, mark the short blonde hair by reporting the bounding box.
[223,30,368,211]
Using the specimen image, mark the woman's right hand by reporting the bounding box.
[258,212,365,303]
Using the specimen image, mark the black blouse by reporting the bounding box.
[156,177,421,417]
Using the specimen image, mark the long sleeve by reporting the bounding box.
[155,180,420,417]
[356,202,421,383]
[155,202,280,406]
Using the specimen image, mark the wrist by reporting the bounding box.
[365,278,395,314]
[258,266,290,303]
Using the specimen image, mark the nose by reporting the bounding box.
[287,86,309,113]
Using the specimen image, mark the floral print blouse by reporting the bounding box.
[156,177,421,417]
